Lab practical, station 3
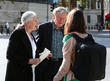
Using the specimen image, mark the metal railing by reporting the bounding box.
[86,25,106,30]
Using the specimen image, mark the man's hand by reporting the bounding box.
[46,53,52,59]
[28,58,40,65]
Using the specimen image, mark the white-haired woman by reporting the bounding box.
[5,11,40,81]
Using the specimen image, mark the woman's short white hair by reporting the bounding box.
[52,7,68,15]
[21,11,37,25]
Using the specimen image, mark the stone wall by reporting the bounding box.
[28,3,52,23]
[0,1,28,22]
[0,1,52,31]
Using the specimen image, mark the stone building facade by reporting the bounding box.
[0,0,107,30]
[0,1,28,23]
[0,1,52,27]
[58,0,102,30]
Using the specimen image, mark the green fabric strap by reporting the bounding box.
[63,34,72,43]
[64,74,80,81]
[64,74,67,81]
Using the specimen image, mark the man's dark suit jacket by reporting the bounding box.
[36,22,53,53]
[35,21,64,81]
[5,27,36,81]
[35,22,53,79]
[36,21,64,53]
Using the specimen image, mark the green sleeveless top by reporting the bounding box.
[64,73,80,81]
[63,34,72,44]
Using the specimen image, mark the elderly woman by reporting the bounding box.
[5,11,40,81]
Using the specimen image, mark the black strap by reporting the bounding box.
[70,33,95,43]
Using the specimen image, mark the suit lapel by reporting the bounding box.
[48,22,53,47]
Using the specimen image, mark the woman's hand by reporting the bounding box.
[28,58,40,65]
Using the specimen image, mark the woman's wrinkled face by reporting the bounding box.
[26,16,39,31]
[30,16,39,31]
[52,12,67,28]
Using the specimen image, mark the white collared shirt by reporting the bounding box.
[26,32,36,58]
[26,32,37,81]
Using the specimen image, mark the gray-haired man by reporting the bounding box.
[35,7,68,81]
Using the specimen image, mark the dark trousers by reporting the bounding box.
[6,28,10,34]
[47,58,63,81]
[82,80,100,81]
[0,27,3,34]
[35,59,49,81]
[35,58,63,81]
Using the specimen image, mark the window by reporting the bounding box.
[87,15,91,23]
[97,15,101,23]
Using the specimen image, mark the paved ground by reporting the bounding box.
[94,38,110,81]
[0,30,110,81]
[0,35,8,81]
[88,30,110,38]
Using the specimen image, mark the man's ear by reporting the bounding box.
[27,21,31,25]
[25,21,31,27]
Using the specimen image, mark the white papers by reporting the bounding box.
[32,48,51,67]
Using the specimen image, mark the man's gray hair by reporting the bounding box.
[21,11,37,25]
[52,7,68,15]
